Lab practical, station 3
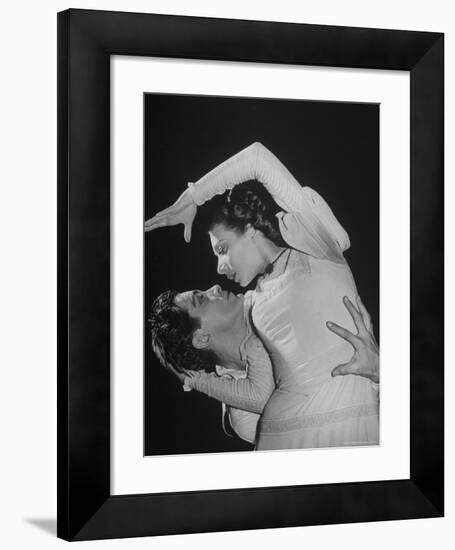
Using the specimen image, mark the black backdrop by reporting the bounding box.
[144,94,379,455]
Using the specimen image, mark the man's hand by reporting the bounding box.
[144,188,197,243]
[327,296,379,384]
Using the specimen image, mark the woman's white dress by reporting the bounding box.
[187,142,379,450]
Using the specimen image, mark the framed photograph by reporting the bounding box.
[143,94,380,458]
[58,9,443,541]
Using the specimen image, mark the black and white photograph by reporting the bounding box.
[1,0,448,547]
[144,93,380,455]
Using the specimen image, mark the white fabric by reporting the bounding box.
[188,142,349,262]
[187,142,379,450]
[216,366,258,445]
[186,292,274,444]
[252,249,378,450]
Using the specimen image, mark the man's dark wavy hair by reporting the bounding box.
[148,290,217,374]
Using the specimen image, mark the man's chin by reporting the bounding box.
[228,291,243,303]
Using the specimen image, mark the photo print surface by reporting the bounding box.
[144,93,379,456]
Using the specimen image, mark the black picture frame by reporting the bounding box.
[57,9,444,541]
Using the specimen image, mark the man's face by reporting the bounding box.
[174,285,244,336]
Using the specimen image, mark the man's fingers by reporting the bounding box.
[331,360,356,378]
[342,296,366,335]
[356,295,373,332]
[326,321,358,347]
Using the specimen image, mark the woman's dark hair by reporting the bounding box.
[208,180,287,247]
[148,290,217,374]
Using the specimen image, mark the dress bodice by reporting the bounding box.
[251,249,358,393]
[185,143,378,450]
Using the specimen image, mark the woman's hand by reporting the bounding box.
[144,188,197,243]
[327,296,379,384]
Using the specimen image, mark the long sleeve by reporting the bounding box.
[189,142,349,262]
[188,141,302,211]
[276,187,349,262]
[185,337,275,414]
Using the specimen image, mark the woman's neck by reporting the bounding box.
[257,237,286,273]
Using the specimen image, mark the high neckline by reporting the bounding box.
[260,248,292,282]
[264,247,288,275]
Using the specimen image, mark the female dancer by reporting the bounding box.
[146,142,379,450]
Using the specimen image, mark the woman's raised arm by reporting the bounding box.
[144,142,301,241]
[188,142,303,211]
[145,142,350,262]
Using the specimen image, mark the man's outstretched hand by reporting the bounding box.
[327,296,379,384]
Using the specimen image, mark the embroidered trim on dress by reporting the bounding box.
[256,260,311,300]
[259,403,379,434]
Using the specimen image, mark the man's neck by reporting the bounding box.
[213,312,248,372]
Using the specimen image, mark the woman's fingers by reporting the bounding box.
[144,217,170,232]
[144,204,179,226]
[145,191,197,237]
[145,212,171,227]
[326,321,359,348]
[145,213,165,226]
[144,216,193,239]
[144,216,165,228]
[151,207,176,219]
[183,222,192,243]
[144,215,165,228]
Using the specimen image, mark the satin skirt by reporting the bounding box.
[255,370,379,451]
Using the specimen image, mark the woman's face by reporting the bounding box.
[209,223,265,287]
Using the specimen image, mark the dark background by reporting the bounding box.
[144,94,379,456]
